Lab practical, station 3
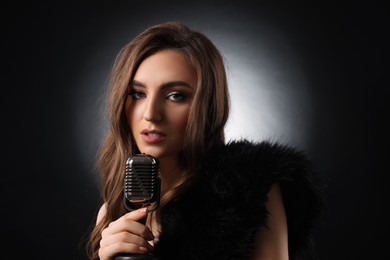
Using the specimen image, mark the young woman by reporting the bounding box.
[86,21,324,260]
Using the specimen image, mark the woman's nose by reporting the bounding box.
[143,96,163,122]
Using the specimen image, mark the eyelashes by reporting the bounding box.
[166,92,186,102]
[129,90,187,102]
[128,90,146,99]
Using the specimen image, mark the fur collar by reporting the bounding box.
[154,140,325,260]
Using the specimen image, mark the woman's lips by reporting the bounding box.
[140,130,166,143]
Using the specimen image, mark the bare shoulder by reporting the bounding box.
[96,203,107,225]
[252,183,289,259]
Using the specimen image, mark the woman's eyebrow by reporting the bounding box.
[161,81,193,90]
[130,80,146,87]
[130,80,193,90]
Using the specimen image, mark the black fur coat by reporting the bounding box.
[153,140,325,260]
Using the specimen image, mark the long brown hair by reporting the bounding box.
[86,21,230,260]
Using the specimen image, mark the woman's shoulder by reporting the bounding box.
[96,203,107,226]
[214,139,326,259]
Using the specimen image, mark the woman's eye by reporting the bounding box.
[167,92,186,102]
[129,90,146,99]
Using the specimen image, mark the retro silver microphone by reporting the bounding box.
[124,154,160,212]
[114,154,160,260]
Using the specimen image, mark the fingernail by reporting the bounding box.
[139,207,148,213]
[139,246,149,253]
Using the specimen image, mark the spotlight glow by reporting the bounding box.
[209,29,312,147]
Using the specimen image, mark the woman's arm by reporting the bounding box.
[252,182,289,260]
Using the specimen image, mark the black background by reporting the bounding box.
[3,1,388,259]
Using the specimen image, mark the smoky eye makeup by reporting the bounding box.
[166,92,187,102]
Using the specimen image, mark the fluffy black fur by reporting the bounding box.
[154,140,326,260]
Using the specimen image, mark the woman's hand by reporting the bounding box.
[98,207,155,260]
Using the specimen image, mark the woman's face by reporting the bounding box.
[127,49,197,161]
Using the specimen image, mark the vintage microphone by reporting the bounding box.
[114,154,161,260]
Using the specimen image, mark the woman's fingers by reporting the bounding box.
[99,241,149,260]
[104,208,155,241]
[100,229,154,248]
[120,207,149,221]
[100,230,154,251]
[98,208,155,259]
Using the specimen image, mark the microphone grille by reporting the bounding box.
[124,155,160,205]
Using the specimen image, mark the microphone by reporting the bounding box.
[114,154,161,260]
[124,154,161,212]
